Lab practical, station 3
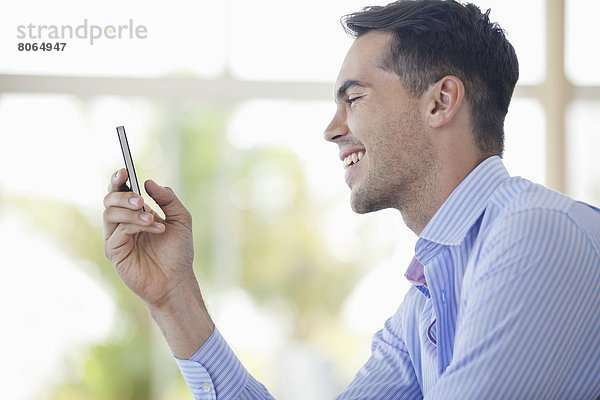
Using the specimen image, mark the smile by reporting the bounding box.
[343,151,364,169]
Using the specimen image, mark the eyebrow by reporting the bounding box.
[335,80,370,103]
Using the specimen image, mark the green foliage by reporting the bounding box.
[16,105,360,399]
[5,194,125,302]
[6,195,156,398]
[176,108,360,337]
[176,106,228,279]
[229,146,358,337]
[50,334,151,400]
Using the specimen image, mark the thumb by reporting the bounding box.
[144,180,191,222]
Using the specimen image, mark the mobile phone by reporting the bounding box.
[116,125,145,211]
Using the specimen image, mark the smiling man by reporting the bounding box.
[327,31,443,229]
[103,1,600,399]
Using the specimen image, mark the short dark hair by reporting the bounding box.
[341,0,519,156]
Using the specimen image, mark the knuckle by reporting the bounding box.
[103,206,125,223]
[182,210,193,225]
[103,192,112,207]
[114,223,128,235]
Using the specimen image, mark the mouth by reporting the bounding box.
[342,150,365,169]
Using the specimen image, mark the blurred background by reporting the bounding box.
[1,0,599,399]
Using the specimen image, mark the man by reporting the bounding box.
[103,0,600,398]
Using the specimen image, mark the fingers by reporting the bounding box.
[103,169,165,241]
[148,207,166,224]
[104,189,142,209]
[104,221,165,259]
[103,205,165,246]
[104,204,163,229]
[103,187,141,239]
[107,168,130,193]
[144,180,191,224]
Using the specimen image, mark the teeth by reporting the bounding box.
[343,151,365,168]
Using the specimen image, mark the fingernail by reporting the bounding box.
[129,197,139,206]
[153,222,164,229]
[140,213,150,222]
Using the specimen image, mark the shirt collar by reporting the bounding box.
[417,156,510,247]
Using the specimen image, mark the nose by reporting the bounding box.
[323,107,349,143]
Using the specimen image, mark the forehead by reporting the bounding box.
[335,31,394,90]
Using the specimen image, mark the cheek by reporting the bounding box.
[369,120,399,152]
[345,113,365,136]
[369,122,417,171]
[346,100,381,132]
[347,110,385,147]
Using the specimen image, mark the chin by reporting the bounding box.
[350,203,370,214]
[350,191,389,214]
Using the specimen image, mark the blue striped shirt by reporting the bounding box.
[176,156,600,399]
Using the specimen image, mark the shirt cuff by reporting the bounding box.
[175,327,249,400]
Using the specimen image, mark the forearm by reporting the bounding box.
[145,279,214,359]
[148,281,275,399]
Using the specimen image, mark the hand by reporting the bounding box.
[103,169,214,357]
[103,168,194,308]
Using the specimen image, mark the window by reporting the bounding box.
[1,1,598,399]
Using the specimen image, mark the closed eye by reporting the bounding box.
[346,96,363,106]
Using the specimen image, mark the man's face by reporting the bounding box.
[325,31,437,215]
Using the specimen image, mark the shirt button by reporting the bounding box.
[201,383,212,392]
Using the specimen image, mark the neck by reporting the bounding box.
[401,151,489,236]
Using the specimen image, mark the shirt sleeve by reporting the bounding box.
[425,207,600,399]
[176,305,424,400]
[175,327,274,400]
[334,297,424,400]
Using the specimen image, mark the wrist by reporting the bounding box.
[146,280,214,359]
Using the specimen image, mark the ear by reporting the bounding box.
[424,76,465,129]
